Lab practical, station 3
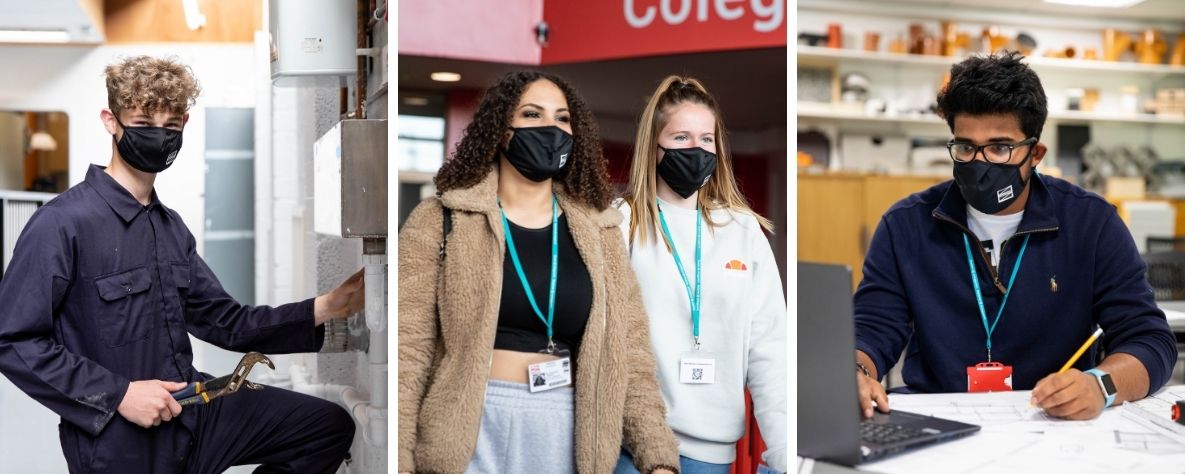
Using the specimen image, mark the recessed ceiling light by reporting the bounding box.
[1043,0,1146,7]
[430,72,462,82]
[0,30,71,43]
[403,97,431,106]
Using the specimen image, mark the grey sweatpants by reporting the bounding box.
[466,379,576,473]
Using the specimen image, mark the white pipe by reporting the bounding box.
[364,254,388,413]
[369,328,387,409]
[340,386,386,447]
[287,254,389,448]
[364,255,387,333]
[363,253,388,445]
[290,363,387,448]
[289,363,348,402]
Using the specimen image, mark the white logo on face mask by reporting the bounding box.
[558,153,568,168]
[997,185,1014,203]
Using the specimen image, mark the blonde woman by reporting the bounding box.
[615,77,787,474]
[398,71,679,474]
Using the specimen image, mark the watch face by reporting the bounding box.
[1100,373,1118,396]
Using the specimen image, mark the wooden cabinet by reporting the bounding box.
[799,173,947,286]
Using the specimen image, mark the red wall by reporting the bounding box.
[400,0,786,65]
[541,0,787,64]
[445,89,482,160]
[398,0,543,64]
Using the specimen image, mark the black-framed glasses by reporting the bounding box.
[947,137,1037,164]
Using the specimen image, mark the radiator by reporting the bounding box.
[0,192,56,277]
[2,200,38,274]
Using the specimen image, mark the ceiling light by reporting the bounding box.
[430,72,462,82]
[1042,0,1146,7]
[0,30,71,43]
[181,0,208,31]
[403,97,431,106]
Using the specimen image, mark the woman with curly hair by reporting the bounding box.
[614,76,787,474]
[398,71,680,474]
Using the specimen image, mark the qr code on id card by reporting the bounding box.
[692,368,703,381]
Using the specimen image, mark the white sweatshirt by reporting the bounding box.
[617,199,787,472]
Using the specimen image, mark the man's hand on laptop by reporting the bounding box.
[856,351,890,418]
[1030,369,1104,420]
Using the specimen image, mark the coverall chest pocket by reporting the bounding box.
[93,266,155,347]
[171,262,191,302]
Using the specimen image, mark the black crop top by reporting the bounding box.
[495,214,593,360]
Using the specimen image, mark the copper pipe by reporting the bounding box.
[356,0,368,120]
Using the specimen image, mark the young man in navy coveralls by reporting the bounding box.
[0,56,365,473]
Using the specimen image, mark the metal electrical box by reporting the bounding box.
[269,0,357,81]
[314,120,388,238]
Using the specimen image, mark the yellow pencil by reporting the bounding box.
[1058,327,1104,373]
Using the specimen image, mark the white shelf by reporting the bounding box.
[797,103,1185,126]
[798,45,1185,77]
[1049,110,1185,125]
[798,104,945,126]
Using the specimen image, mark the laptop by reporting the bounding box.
[798,262,981,466]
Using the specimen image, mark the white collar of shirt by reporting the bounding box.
[966,205,1024,268]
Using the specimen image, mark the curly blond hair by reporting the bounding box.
[105,55,201,116]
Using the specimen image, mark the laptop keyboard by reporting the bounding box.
[860,421,926,445]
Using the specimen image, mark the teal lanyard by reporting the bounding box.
[657,200,703,349]
[500,195,560,352]
[962,233,1030,362]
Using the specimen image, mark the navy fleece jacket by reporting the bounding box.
[854,174,1177,394]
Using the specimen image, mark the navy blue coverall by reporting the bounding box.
[0,165,354,473]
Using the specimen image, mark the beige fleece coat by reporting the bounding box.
[398,170,680,474]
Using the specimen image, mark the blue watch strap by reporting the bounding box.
[1085,368,1117,408]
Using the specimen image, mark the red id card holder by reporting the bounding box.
[967,362,1013,392]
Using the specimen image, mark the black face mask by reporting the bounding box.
[952,150,1034,214]
[114,116,183,173]
[501,126,573,182]
[657,146,717,199]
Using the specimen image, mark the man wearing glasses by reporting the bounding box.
[852,52,1177,421]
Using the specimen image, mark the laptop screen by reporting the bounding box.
[797,262,863,465]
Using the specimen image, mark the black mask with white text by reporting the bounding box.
[114,116,183,173]
[502,126,573,182]
[656,146,717,199]
[952,150,1034,214]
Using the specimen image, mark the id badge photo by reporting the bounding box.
[527,348,572,393]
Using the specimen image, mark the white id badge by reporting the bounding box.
[527,355,572,393]
[679,352,716,384]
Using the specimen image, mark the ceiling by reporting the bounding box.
[398,48,788,132]
[0,0,103,43]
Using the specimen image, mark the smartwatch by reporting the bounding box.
[1085,368,1118,408]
